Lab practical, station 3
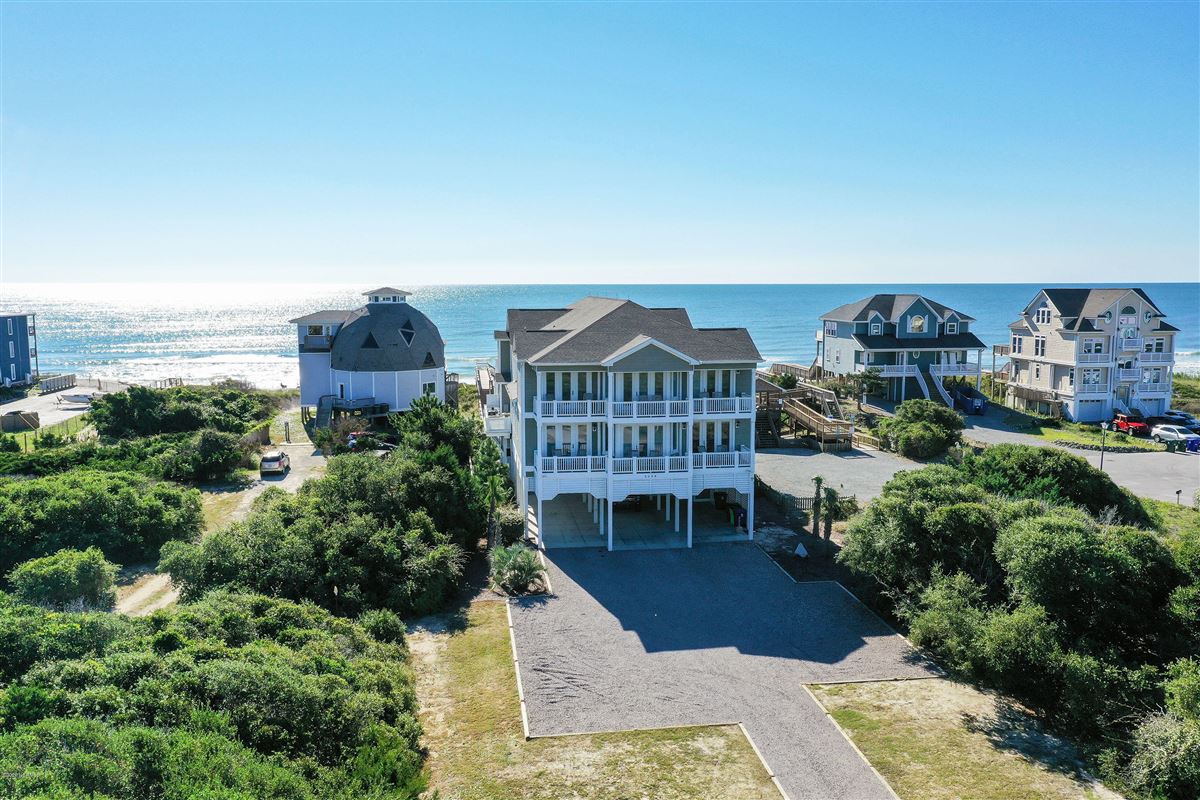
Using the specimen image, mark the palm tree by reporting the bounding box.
[483,474,508,550]
[822,486,838,556]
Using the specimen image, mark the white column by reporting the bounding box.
[607,498,614,551]
[666,496,671,522]
[686,496,693,548]
[674,497,681,533]
[536,495,544,550]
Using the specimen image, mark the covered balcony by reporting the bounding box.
[1119,337,1144,351]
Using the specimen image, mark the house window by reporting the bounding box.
[1068,368,1075,387]
[824,321,838,338]
[1082,338,1103,354]
[1034,308,1051,324]
[1034,364,1041,380]
[908,315,926,333]
[307,325,323,336]
[1082,368,1101,385]
[834,350,841,365]
[6,342,12,359]
[1119,306,1137,326]
[1011,334,1023,354]
[5,320,11,335]
[946,321,958,335]
[1142,368,1162,385]
[422,382,436,395]
[1034,337,1046,357]
[870,323,881,336]
[1144,338,1165,353]
[400,320,415,346]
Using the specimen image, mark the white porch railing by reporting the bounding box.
[1077,383,1108,395]
[858,364,917,377]
[931,363,978,376]
[539,399,606,417]
[691,449,752,469]
[1119,337,1143,351]
[610,399,689,418]
[1118,369,1141,382]
[540,455,606,473]
[1140,351,1172,363]
[668,455,690,472]
[611,456,668,474]
[692,396,754,414]
[1137,381,1170,395]
[1078,352,1110,363]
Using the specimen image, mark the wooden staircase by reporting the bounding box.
[755,411,780,449]
[315,395,335,429]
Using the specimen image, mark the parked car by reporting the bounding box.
[259,450,290,475]
[1150,425,1200,444]
[1111,413,1150,436]
[1164,409,1198,424]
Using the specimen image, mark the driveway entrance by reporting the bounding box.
[509,544,938,799]
[532,494,751,550]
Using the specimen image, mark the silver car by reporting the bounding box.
[259,450,290,475]
[1150,425,1200,444]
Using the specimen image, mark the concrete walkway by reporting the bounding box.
[510,545,937,800]
[757,446,916,502]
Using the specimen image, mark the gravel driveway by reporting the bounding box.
[509,544,937,800]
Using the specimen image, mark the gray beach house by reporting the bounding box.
[479,297,761,551]
[290,287,447,425]
[816,294,986,404]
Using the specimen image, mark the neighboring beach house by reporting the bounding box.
[290,288,447,426]
[480,297,761,551]
[1005,288,1178,421]
[816,294,986,404]
[0,313,38,387]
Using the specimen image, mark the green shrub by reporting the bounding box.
[489,544,544,594]
[1167,659,1200,722]
[906,571,988,675]
[0,436,19,454]
[357,609,408,645]
[7,548,118,610]
[876,399,964,460]
[156,428,245,482]
[90,385,282,439]
[495,504,525,546]
[960,443,1150,526]
[774,373,798,390]
[1125,713,1200,800]
[0,470,203,575]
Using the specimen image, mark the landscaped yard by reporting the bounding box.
[811,680,1119,800]
[990,408,1162,451]
[409,601,779,800]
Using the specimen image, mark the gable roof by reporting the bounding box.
[1041,288,1164,325]
[503,296,760,366]
[362,287,411,297]
[820,294,975,323]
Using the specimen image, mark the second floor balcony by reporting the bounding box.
[1075,382,1109,395]
[302,335,332,351]
[537,447,752,476]
[1119,337,1144,351]
[855,363,917,378]
[1139,351,1173,363]
[611,398,691,418]
[539,398,608,418]
[1077,351,1110,363]
[1117,368,1142,382]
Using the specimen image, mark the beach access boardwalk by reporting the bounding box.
[0,377,134,430]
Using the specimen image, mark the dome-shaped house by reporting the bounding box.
[291,288,449,424]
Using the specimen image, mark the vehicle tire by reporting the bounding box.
[1153,435,1162,443]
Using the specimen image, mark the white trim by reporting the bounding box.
[600,336,700,367]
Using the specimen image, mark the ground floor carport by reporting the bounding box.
[530,491,751,550]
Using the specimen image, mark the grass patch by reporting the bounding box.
[268,408,311,445]
[988,408,1162,451]
[200,489,247,533]
[811,680,1118,800]
[409,601,778,800]
[1173,373,1200,415]
[1139,496,1200,545]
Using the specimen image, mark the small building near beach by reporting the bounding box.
[290,288,447,424]
[0,312,38,387]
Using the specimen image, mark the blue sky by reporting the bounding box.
[2,1,1197,284]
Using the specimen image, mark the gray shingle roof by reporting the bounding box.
[1043,288,1163,324]
[852,332,987,351]
[504,297,760,365]
[289,309,355,325]
[329,302,444,372]
[820,294,975,323]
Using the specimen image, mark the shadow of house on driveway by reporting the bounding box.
[509,543,938,800]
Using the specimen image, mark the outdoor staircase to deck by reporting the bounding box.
[315,395,335,429]
[924,367,955,407]
[755,411,780,448]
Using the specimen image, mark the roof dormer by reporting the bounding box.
[364,287,411,304]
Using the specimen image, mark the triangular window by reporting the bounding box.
[400,320,415,346]
[362,332,380,349]
[422,352,436,368]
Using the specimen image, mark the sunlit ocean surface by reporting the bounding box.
[1,283,1196,387]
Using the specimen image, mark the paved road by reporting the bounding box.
[961,407,1199,504]
[510,545,937,800]
[757,446,916,502]
[0,377,133,428]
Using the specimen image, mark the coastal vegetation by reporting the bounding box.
[876,398,965,459]
[1172,373,1200,415]
[0,591,426,799]
[838,445,1199,799]
[7,547,118,610]
[88,383,285,438]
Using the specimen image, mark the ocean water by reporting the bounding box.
[1,282,1197,387]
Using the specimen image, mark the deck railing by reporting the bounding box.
[610,399,689,418]
[692,396,754,414]
[1118,369,1142,382]
[1078,352,1110,363]
[930,363,978,376]
[1076,383,1108,395]
[1139,351,1172,363]
[540,455,606,473]
[1119,337,1144,351]
[539,399,606,418]
[859,364,917,378]
[302,335,332,350]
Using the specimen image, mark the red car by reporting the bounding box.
[1111,413,1150,436]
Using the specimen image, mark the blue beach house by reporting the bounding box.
[816,294,986,404]
[0,313,38,387]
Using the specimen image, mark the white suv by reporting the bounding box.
[1150,424,1200,444]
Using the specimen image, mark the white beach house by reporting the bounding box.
[480,297,762,551]
[1004,288,1179,421]
[291,287,447,425]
